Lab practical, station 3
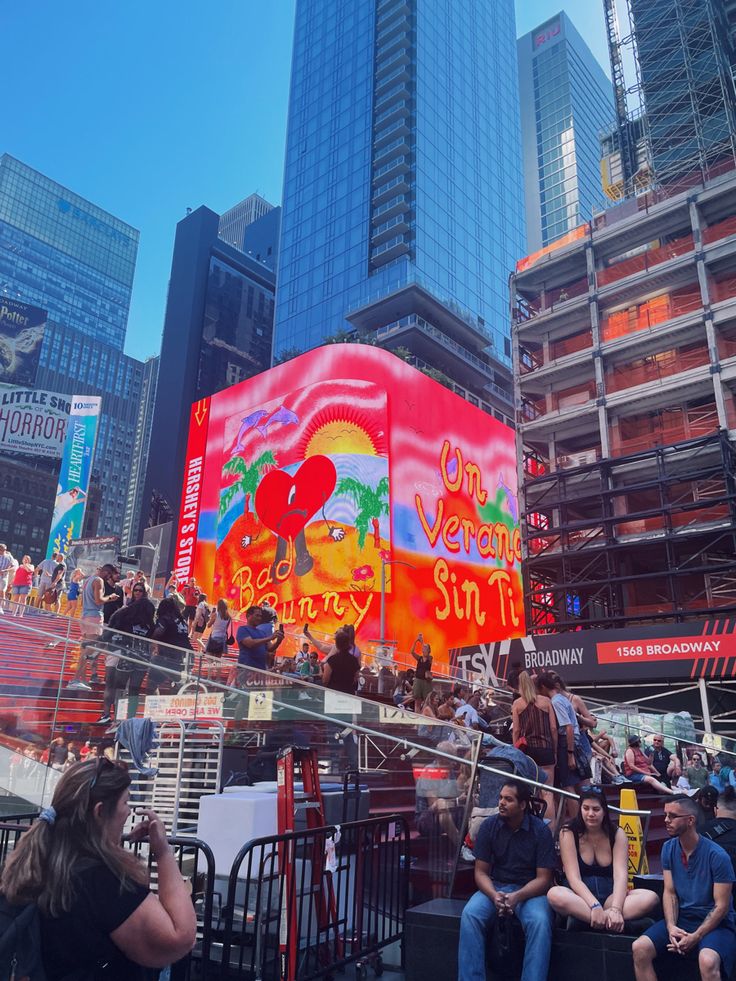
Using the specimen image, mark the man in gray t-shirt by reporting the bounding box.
[0,544,14,599]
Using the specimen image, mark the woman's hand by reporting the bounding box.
[131,808,171,859]
[590,904,607,929]
[606,907,624,933]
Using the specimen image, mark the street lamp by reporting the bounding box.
[379,556,416,649]
[127,542,160,592]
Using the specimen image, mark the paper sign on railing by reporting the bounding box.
[141,693,224,720]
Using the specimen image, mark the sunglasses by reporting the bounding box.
[88,756,127,795]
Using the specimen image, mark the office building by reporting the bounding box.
[518,13,615,252]
[603,0,736,194]
[0,155,143,547]
[140,206,276,555]
[272,0,525,423]
[121,355,159,551]
[242,206,281,272]
[35,326,144,536]
[218,193,275,250]
[512,165,736,632]
[0,154,138,352]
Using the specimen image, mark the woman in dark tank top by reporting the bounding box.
[547,786,658,930]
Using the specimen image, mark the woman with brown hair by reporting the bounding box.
[0,757,196,979]
[512,670,558,819]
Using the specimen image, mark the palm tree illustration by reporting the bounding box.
[219,451,277,519]
[336,476,389,549]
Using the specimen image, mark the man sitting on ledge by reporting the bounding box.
[632,794,736,981]
[459,779,555,981]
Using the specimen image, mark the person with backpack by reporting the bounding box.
[0,757,196,980]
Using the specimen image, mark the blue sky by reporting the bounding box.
[5,1,609,363]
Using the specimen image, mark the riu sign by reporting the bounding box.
[174,345,524,665]
[535,21,561,48]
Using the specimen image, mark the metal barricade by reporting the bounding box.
[123,833,216,981]
[216,814,410,981]
[0,817,34,866]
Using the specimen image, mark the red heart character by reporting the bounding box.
[255,456,337,541]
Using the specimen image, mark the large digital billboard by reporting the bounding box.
[173,345,524,663]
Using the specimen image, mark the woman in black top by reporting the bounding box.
[98,585,156,724]
[0,758,196,979]
[322,627,360,694]
[148,598,193,694]
[548,786,658,930]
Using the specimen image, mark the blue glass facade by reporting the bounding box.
[0,155,143,543]
[629,0,736,185]
[518,13,614,252]
[273,0,525,392]
[36,327,144,536]
[0,155,138,351]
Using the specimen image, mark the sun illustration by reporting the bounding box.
[300,406,387,458]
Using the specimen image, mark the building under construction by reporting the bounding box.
[601,0,736,200]
[512,166,736,634]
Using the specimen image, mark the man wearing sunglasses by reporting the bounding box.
[632,794,736,980]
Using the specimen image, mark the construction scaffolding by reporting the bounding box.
[523,432,736,634]
[603,0,736,198]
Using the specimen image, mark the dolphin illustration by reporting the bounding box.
[232,410,269,453]
[259,405,299,436]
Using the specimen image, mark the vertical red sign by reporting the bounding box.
[172,398,210,583]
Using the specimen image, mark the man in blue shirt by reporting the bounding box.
[633,794,736,980]
[459,779,555,981]
[236,605,284,670]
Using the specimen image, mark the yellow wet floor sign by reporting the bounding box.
[619,787,648,887]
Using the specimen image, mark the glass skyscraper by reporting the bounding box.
[0,155,143,542]
[0,154,138,351]
[517,13,615,252]
[273,0,525,419]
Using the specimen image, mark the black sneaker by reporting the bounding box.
[95,714,111,725]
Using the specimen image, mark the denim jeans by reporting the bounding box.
[459,883,553,981]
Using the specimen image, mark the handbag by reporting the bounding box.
[487,912,525,976]
[226,621,235,646]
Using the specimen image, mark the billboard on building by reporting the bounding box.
[64,536,119,579]
[47,395,102,557]
[0,299,47,387]
[173,345,524,664]
[0,387,71,459]
[450,619,736,685]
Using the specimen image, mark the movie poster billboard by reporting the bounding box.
[173,345,524,666]
[0,387,71,459]
[450,618,736,685]
[0,299,47,387]
[46,395,101,558]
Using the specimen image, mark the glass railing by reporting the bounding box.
[0,610,657,900]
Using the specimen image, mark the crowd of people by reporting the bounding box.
[459,778,736,981]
